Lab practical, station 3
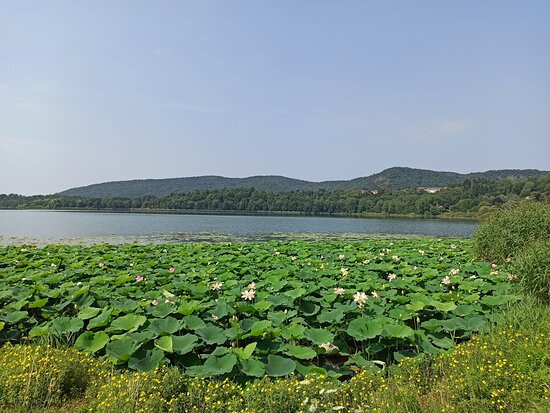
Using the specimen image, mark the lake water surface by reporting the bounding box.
[0,210,477,241]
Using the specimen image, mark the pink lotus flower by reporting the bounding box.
[135,275,144,282]
[151,299,158,305]
[169,267,175,273]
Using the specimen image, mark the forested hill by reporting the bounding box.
[58,167,547,198]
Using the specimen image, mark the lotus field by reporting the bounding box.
[0,239,517,377]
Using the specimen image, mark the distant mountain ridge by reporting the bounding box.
[58,167,548,198]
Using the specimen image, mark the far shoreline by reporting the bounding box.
[0,207,481,222]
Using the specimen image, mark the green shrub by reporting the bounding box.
[472,202,550,261]
[512,240,550,303]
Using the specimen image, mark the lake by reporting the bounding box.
[0,210,477,242]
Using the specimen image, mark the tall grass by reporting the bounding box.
[472,202,550,261]
[511,240,550,303]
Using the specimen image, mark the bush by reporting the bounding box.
[512,240,550,303]
[472,202,550,261]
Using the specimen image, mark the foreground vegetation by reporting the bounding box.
[0,239,517,376]
[0,297,548,413]
[1,174,549,217]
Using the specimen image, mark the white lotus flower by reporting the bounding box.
[371,291,380,299]
[247,282,256,289]
[241,289,256,301]
[449,268,460,275]
[441,275,451,285]
[340,267,349,277]
[387,273,397,282]
[353,291,368,307]
[338,254,345,260]
[320,342,339,354]
[363,259,370,264]
[211,281,223,291]
[392,255,400,262]
[418,250,425,255]
[334,287,345,295]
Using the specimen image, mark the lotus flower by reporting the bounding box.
[241,289,256,301]
[441,275,451,285]
[135,275,144,282]
[353,291,368,307]
[169,267,175,273]
[211,281,223,291]
[320,342,339,355]
[387,273,397,282]
[334,287,345,295]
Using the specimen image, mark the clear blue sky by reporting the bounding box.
[1,1,549,195]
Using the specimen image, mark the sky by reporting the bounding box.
[1,1,549,195]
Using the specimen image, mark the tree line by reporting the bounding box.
[1,175,549,217]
